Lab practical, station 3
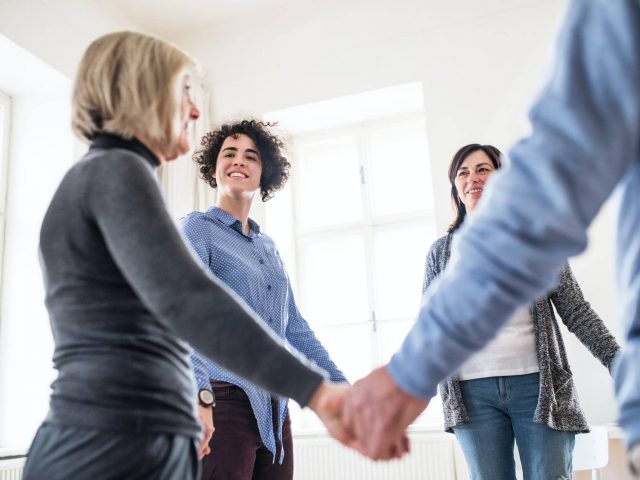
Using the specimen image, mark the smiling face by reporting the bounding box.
[213,134,262,198]
[454,149,497,213]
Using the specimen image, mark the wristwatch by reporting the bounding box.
[198,389,216,408]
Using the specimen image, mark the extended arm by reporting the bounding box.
[550,264,620,369]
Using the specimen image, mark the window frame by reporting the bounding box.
[289,112,435,362]
[278,113,443,429]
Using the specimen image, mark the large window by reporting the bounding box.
[0,91,11,297]
[266,114,444,428]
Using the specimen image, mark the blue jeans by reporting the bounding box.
[452,373,575,480]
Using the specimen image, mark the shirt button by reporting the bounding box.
[268,317,274,324]
[267,285,272,290]
[259,258,265,264]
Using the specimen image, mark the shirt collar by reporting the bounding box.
[206,206,261,236]
[89,133,160,167]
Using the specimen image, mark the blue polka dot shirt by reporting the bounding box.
[181,207,347,462]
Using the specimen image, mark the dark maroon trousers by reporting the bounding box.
[200,382,293,480]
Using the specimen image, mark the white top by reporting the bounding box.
[458,306,539,380]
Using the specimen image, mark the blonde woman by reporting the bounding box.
[22,32,350,479]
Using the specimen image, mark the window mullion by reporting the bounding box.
[358,127,382,369]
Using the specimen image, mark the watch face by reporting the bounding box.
[199,389,215,406]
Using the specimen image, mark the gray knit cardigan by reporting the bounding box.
[424,233,620,433]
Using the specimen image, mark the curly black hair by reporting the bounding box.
[193,119,291,202]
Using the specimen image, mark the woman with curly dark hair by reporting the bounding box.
[181,119,348,480]
[194,119,291,202]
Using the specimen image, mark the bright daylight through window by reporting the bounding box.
[265,85,443,429]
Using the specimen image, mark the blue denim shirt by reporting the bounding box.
[181,207,347,462]
[389,0,640,448]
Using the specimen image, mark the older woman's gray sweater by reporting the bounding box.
[38,134,323,437]
[424,233,619,433]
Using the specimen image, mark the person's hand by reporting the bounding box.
[197,404,215,459]
[307,382,356,448]
[307,381,410,459]
[306,381,371,456]
[342,366,429,460]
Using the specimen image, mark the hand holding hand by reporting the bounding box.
[342,366,429,460]
[307,381,366,453]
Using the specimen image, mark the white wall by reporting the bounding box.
[0,35,77,447]
[0,2,139,448]
[178,0,621,424]
[0,0,138,78]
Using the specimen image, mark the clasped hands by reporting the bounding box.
[196,365,429,461]
[308,366,430,461]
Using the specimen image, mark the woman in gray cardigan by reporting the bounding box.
[424,143,619,480]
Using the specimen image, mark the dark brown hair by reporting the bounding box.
[447,143,503,233]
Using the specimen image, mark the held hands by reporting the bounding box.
[342,366,429,460]
[194,373,425,461]
[197,404,215,459]
[307,382,360,450]
[308,368,429,461]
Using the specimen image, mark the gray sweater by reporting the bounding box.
[39,134,323,438]
[424,233,619,433]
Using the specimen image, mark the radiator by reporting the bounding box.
[0,434,461,480]
[293,429,462,480]
[0,458,25,480]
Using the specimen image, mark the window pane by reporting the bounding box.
[373,223,436,321]
[377,319,444,426]
[312,324,373,384]
[295,136,363,230]
[263,184,297,287]
[298,234,369,327]
[368,120,433,217]
[377,319,415,364]
[289,323,373,431]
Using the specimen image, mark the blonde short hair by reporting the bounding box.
[72,31,195,145]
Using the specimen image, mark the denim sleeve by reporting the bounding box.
[389,0,640,399]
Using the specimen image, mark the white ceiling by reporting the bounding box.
[98,0,554,44]
[103,0,301,38]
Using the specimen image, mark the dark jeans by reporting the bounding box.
[201,382,293,480]
[23,423,199,480]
